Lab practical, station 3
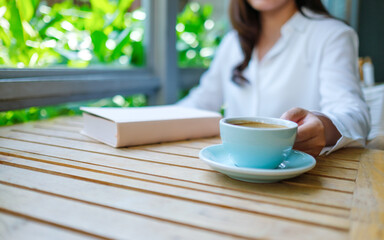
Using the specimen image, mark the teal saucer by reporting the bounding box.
[199,144,316,183]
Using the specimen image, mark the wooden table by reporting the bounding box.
[0,116,383,240]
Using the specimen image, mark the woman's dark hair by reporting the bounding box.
[229,0,330,85]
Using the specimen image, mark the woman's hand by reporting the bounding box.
[280,108,341,156]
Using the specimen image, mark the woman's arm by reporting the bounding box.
[317,27,370,153]
[177,32,239,111]
[281,108,341,156]
[282,25,370,156]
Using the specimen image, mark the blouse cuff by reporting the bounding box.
[312,111,365,155]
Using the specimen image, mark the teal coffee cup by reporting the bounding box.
[220,117,298,169]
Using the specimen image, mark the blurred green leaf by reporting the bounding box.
[31,0,40,9]
[202,4,213,18]
[90,0,115,13]
[8,0,25,47]
[37,14,64,38]
[110,27,131,60]
[91,30,108,62]
[0,27,11,46]
[113,0,134,28]
[17,0,35,22]
[130,41,144,66]
[68,59,89,67]
[118,0,134,11]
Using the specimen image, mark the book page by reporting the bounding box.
[81,106,221,123]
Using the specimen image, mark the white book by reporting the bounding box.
[81,105,222,147]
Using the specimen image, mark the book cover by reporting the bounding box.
[81,105,222,147]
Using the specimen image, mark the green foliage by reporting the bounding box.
[0,1,226,126]
[176,2,226,67]
[0,0,145,67]
[0,0,225,68]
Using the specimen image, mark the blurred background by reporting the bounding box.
[0,0,383,126]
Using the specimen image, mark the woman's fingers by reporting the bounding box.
[293,135,325,157]
[280,107,308,124]
[296,116,325,143]
[281,108,327,157]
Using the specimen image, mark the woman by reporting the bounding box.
[178,0,370,156]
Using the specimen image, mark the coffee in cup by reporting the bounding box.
[220,117,297,169]
[228,120,287,129]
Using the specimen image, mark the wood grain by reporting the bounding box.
[0,116,383,239]
[0,211,95,240]
[0,147,351,218]
[350,149,384,240]
[0,183,232,240]
[0,156,350,231]
[0,138,354,209]
[0,159,348,239]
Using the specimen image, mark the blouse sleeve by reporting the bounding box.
[318,27,370,154]
[176,32,237,112]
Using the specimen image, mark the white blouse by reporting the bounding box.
[178,10,370,154]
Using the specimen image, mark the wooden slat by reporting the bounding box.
[199,138,222,144]
[0,126,362,176]
[1,127,356,193]
[324,149,365,161]
[350,149,384,240]
[1,130,359,185]
[136,142,359,182]
[2,116,383,239]
[135,142,360,180]
[0,147,351,218]
[11,121,218,150]
[32,124,81,133]
[315,157,359,170]
[307,165,357,181]
[1,125,362,175]
[52,118,84,127]
[6,125,217,148]
[0,131,213,170]
[0,183,232,240]
[10,127,97,143]
[174,140,219,149]
[0,159,349,239]
[53,116,83,122]
[135,144,205,158]
[0,211,96,240]
[0,155,350,231]
[0,138,354,210]
[282,174,355,193]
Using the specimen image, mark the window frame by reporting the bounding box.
[322,0,360,30]
[3,0,356,112]
[0,0,206,111]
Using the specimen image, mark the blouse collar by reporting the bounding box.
[281,9,310,36]
[281,7,329,36]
